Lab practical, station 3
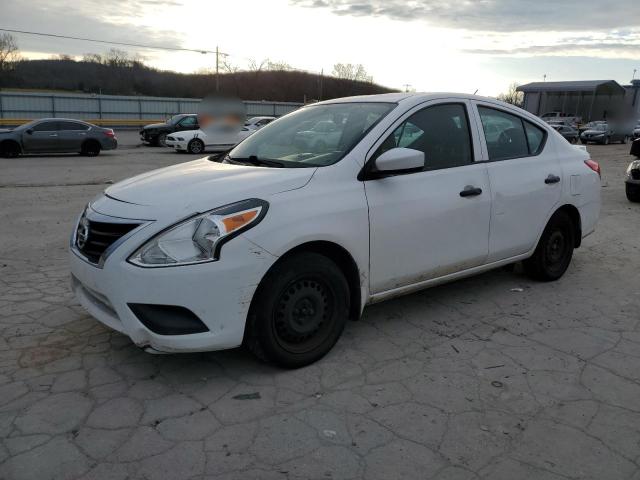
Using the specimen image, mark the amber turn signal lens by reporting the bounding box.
[221,209,259,233]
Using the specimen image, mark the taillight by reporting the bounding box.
[584,159,600,178]
[104,129,115,138]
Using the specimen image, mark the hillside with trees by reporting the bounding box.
[0,35,396,102]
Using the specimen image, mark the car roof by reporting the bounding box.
[314,92,519,108]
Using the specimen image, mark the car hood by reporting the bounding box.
[143,123,167,130]
[0,128,14,134]
[103,158,315,215]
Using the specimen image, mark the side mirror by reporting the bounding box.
[374,147,424,173]
[25,128,33,135]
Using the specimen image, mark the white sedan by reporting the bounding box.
[70,93,601,368]
[166,125,254,154]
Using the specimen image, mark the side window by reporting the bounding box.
[478,106,546,160]
[58,121,89,131]
[524,121,545,154]
[179,116,197,127]
[32,121,58,132]
[374,103,473,171]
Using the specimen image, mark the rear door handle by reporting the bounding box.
[545,174,561,184]
[460,186,483,197]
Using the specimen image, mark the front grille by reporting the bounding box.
[76,219,139,264]
[631,169,640,181]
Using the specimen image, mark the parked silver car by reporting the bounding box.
[0,118,117,157]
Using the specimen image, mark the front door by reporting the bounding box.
[21,120,59,153]
[473,103,562,262]
[365,101,491,294]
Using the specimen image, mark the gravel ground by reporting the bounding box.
[0,134,639,480]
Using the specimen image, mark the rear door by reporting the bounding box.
[21,120,60,153]
[472,102,562,262]
[57,120,90,152]
[365,100,491,293]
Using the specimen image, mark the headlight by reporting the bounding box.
[176,137,184,141]
[128,199,268,267]
[628,161,640,174]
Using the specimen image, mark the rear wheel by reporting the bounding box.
[626,183,640,203]
[0,141,20,158]
[187,138,204,154]
[81,140,101,157]
[523,210,575,281]
[245,252,350,368]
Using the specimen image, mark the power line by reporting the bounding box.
[0,27,215,54]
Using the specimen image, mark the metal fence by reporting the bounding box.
[0,91,303,125]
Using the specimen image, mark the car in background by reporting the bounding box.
[244,116,276,131]
[541,111,581,125]
[633,121,640,140]
[70,93,601,367]
[0,118,117,157]
[578,121,606,136]
[167,124,254,154]
[631,137,640,159]
[626,158,640,202]
[294,120,342,152]
[140,114,199,146]
[551,124,579,143]
[580,123,628,145]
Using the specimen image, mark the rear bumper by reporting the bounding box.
[102,138,118,150]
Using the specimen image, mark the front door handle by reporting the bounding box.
[460,186,483,197]
[545,174,561,184]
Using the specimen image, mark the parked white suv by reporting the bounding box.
[70,93,601,367]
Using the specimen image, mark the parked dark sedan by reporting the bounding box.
[0,119,117,158]
[139,114,199,146]
[631,137,640,159]
[580,123,628,145]
[551,124,579,143]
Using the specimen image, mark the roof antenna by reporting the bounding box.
[473,89,478,95]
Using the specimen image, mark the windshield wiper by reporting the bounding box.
[226,155,285,168]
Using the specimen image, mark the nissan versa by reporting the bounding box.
[70,93,601,368]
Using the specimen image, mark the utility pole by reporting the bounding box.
[318,68,324,101]
[543,74,547,82]
[214,46,228,92]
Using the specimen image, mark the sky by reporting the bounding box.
[2,0,639,96]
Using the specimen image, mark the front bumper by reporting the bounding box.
[69,210,278,353]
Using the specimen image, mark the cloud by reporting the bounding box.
[291,0,640,32]
[466,42,640,59]
[2,0,185,58]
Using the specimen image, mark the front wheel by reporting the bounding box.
[156,133,167,147]
[244,252,350,368]
[523,211,575,281]
[187,138,204,154]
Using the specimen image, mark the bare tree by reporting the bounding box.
[82,53,103,64]
[331,63,373,83]
[266,59,293,71]
[0,33,20,72]
[104,49,131,68]
[497,82,524,107]
[248,58,268,72]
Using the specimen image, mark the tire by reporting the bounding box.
[187,138,204,154]
[0,141,20,158]
[523,210,575,281]
[81,140,101,157]
[156,133,168,147]
[626,183,640,203]
[244,252,350,368]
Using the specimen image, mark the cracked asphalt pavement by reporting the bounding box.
[0,132,639,480]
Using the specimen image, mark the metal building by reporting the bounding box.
[517,80,631,122]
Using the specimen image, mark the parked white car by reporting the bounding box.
[166,125,254,154]
[244,116,276,131]
[70,93,601,368]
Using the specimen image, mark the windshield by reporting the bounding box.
[168,115,184,125]
[227,102,396,167]
[595,124,607,131]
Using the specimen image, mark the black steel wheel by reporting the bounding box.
[523,210,575,281]
[245,252,350,368]
[626,183,640,203]
[156,133,168,147]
